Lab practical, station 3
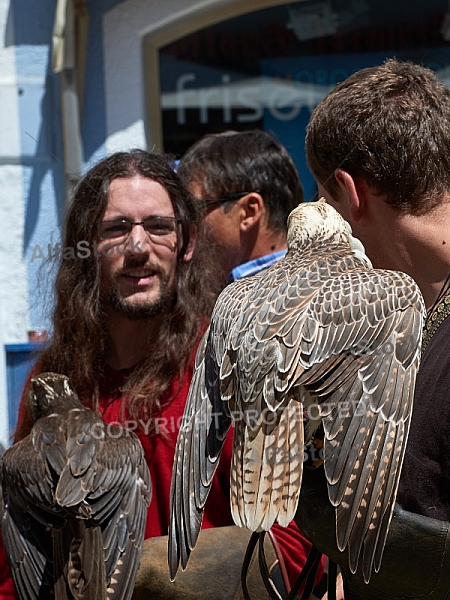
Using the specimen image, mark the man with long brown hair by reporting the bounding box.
[18,149,217,432]
[0,150,233,597]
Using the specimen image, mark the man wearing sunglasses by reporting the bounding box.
[178,129,304,291]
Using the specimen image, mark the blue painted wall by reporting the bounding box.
[11,0,64,331]
[11,0,123,330]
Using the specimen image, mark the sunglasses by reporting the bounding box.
[200,190,260,209]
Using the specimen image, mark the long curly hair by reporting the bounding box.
[16,150,216,440]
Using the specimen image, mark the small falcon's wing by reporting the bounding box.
[0,418,67,599]
[90,427,151,600]
[54,406,151,600]
[1,389,151,600]
[169,275,259,578]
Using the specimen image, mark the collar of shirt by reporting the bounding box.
[228,249,286,282]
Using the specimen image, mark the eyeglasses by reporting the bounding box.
[200,190,260,209]
[97,216,181,244]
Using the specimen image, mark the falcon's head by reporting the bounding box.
[286,198,370,266]
[287,198,352,250]
[29,372,80,421]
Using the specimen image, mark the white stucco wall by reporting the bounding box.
[103,0,202,153]
[0,0,30,446]
[102,0,285,153]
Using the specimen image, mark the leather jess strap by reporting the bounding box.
[241,531,324,600]
[132,469,450,599]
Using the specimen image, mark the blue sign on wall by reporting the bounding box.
[261,48,450,200]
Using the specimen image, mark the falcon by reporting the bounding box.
[169,199,426,584]
[0,372,151,600]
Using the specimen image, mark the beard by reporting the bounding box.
[106,269,175,321]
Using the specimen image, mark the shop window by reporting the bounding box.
[157,0,450,200]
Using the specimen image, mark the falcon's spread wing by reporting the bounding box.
[0,373,151,600]
[169,200,426,584]
[169,275,257,576]
[225,268,423,582]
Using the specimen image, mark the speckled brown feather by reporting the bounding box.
[169,199,425,583]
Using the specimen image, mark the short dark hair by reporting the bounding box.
[306,58,450,215]
[177,129,304,232]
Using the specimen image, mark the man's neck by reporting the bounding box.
[103,311,162,370]
[397,226,450,311]
[247,229,286,264]
[367,200,450,310]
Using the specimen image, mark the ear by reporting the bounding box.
[334,169,364,222]
[183,226,197,263]
[240,192,264,232]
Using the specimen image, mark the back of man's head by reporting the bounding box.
[306,58,450,215]
[178,129,303,234]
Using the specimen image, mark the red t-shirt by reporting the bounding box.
[98,364,234,537]
[0,354,324,597]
